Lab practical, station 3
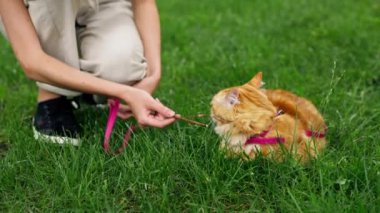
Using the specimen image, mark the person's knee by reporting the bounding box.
[84,41,148,85]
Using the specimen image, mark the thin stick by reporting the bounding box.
[174,114,208,127]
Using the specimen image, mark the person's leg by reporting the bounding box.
[0,4,62,103]
[0,17,7,39]
[27,0,82,98]
[77,0,147,104]
[23,0,83,144]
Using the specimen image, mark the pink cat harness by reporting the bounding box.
[245,129,285,145]
[245,110,327,145]
[245,110,286,145]
[245,129,327,145]
[305,129,326,138]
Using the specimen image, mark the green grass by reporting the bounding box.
[1,0,380,211]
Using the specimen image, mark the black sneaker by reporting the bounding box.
[73,93,97,106]
[73,93,108,109]
[32,96,81,145]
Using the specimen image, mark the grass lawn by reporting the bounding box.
[1,0,380,211]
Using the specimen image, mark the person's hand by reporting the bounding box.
[121,88,176,128]
[112,74,161,120]
[133,74,160,94]
[108,99,133,120]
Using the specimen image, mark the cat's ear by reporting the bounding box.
[247,72,264,88]
[225,88,239,105]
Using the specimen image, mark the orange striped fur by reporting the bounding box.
[211,72,327,163]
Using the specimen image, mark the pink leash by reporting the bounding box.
[103,99,136,155]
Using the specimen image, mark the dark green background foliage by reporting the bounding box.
[1,0,379,211]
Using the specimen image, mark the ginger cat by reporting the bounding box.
[211,72,327,163]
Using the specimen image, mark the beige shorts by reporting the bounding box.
[0,0,147,97]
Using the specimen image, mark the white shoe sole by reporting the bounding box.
[32,126,80,146]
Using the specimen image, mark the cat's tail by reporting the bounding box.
[266,89,327,132]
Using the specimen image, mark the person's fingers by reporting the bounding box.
[144,117,176,128]
[150,99,175,118]
[136,108,176,128]
[118,103,131,112]
[107,99,115,107]
[154,98,176,120]
[155,113,166,121]
[117,111,133,120]
[108,99,132,119]
[148,110,165,121]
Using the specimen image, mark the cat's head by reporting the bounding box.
[211,72,277,134]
